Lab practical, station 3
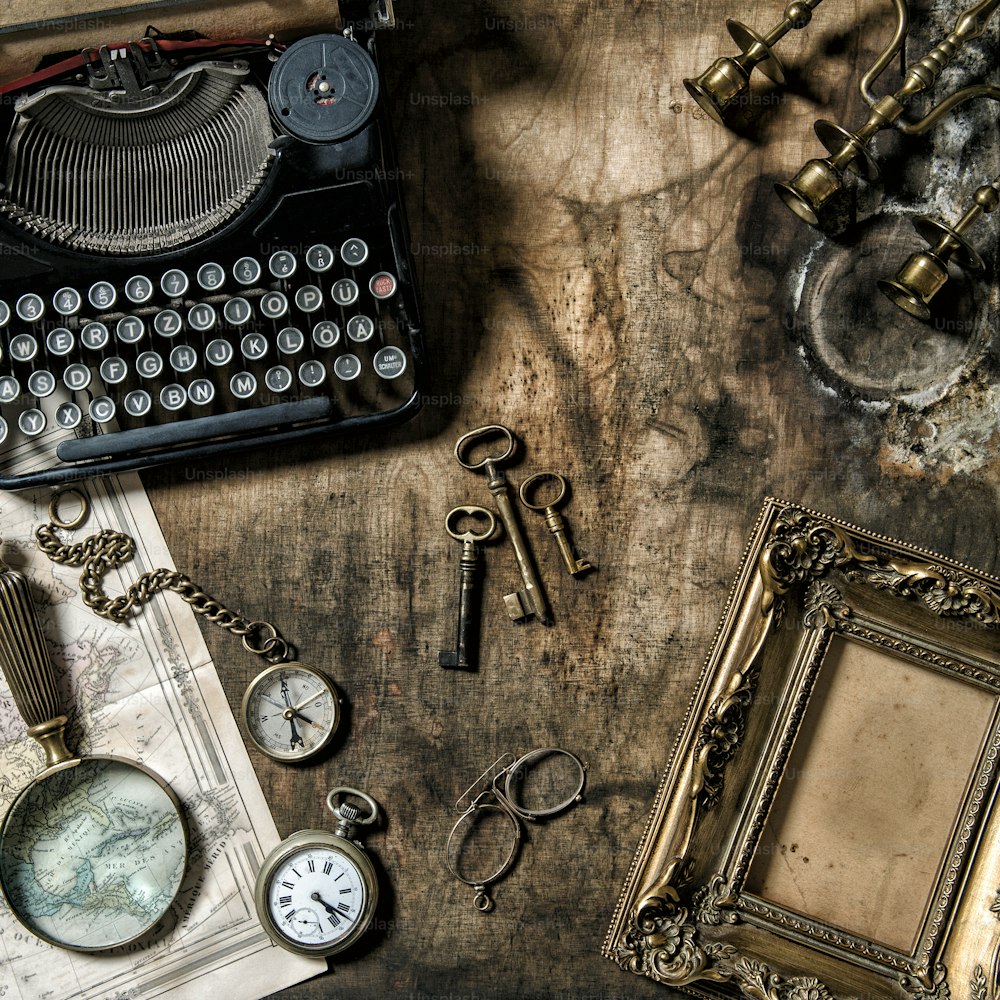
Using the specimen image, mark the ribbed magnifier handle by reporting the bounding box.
[0,560,72,766]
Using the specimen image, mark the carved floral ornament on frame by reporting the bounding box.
[604,500,1000,1000]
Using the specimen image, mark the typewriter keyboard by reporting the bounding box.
[0,235,419,486]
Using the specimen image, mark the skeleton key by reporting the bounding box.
[438,505,500,670]
[519,472,595,577]
[455,425,553,625]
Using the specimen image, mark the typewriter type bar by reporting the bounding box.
[0,25,424,489]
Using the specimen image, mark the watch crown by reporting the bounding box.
[340,803,360,821]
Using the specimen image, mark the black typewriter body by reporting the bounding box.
[0,28,424,489]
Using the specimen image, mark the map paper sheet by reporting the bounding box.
[0,474,327,999]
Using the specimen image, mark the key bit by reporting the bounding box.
[455,425,553,626]
[519,472,595,577]
[439,505,500,671]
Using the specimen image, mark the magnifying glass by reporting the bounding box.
[0,556,188,951]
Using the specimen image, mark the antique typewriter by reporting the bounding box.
[0,7,423,489]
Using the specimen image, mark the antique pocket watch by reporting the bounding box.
[255,787,381,956]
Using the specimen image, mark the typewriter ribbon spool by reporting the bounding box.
[268,33,380,143]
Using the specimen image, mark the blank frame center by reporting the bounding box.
[744,635,996,953]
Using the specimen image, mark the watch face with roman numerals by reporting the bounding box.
[256,830,378,956]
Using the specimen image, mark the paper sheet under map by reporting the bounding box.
[0,474,326,999]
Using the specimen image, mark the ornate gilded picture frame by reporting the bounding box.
[604,498,1000,1000]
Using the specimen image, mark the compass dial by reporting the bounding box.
[241,663,341,763]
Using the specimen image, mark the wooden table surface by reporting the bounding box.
[140,1,1000,997]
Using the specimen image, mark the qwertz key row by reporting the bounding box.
[0,238,414,464]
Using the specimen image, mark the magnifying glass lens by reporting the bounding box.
[506,749,584,817]
[0,758,187,951]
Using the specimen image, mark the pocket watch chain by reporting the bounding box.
[35,491,291,666]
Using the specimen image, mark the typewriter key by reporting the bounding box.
[160,269,189,298]
[125,275,154,304]
[305,244,335,273]
[53,287,82,315]
[340,238,369,267]
[197,263,226,292]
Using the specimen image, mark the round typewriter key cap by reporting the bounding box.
[16,293,45,323]
[373,346,407,379]
[18,408,46,436]
[9,334,39,362]
[312,320,340,349]
[16,294,44,323]
[46,328,75,357]
[333,355,362,381]
[160,384,187,411]
[306,244,335,273]
[332,278,359,307]
[299,359,328,387]
[369,272,397,300]
[230,371,257,399]
[0,301,9,327]
[0,376,20,402]
[125,275,154,304]
[265,365,293,394]
[188,379,215,406]
[240,333,268,362]
[99,357,129,385]
[88,281,117,310]
[224,297,253,326]
[188,303,217,332]
[340,237,369,267]
[161,269,190,298]
[197,262,226,292]
[169,345,198,373]
[0,417,7,444]
[347,315,375,343]
[55,402,82,429]
[137,351,165,379]
[63,364,91,391]
[269,251,298,278]
[116,316,146,345]
[233,257,262,286]
[123,390,152,418]
[154,310,183,338]
[89,396,116,424]
[277,327,305,354]
[81,322,110,351]
[27,370,56,397]
[53,287,83,316]
[294,285,323,313]
[261,291,289,320]
[206,339,234,366]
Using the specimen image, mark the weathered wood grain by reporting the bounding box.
[139,0,1000,998]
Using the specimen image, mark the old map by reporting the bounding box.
[0,475,325,999]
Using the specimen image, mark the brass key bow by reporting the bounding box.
[454,425,552,626]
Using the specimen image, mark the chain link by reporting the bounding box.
[35,515,291,666]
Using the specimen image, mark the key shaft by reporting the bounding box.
[439,542,483,670]
[486,461,552,625]
[543,508,594,576]
[439,505,499,670]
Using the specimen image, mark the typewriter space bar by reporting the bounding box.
[57,398,334,462]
